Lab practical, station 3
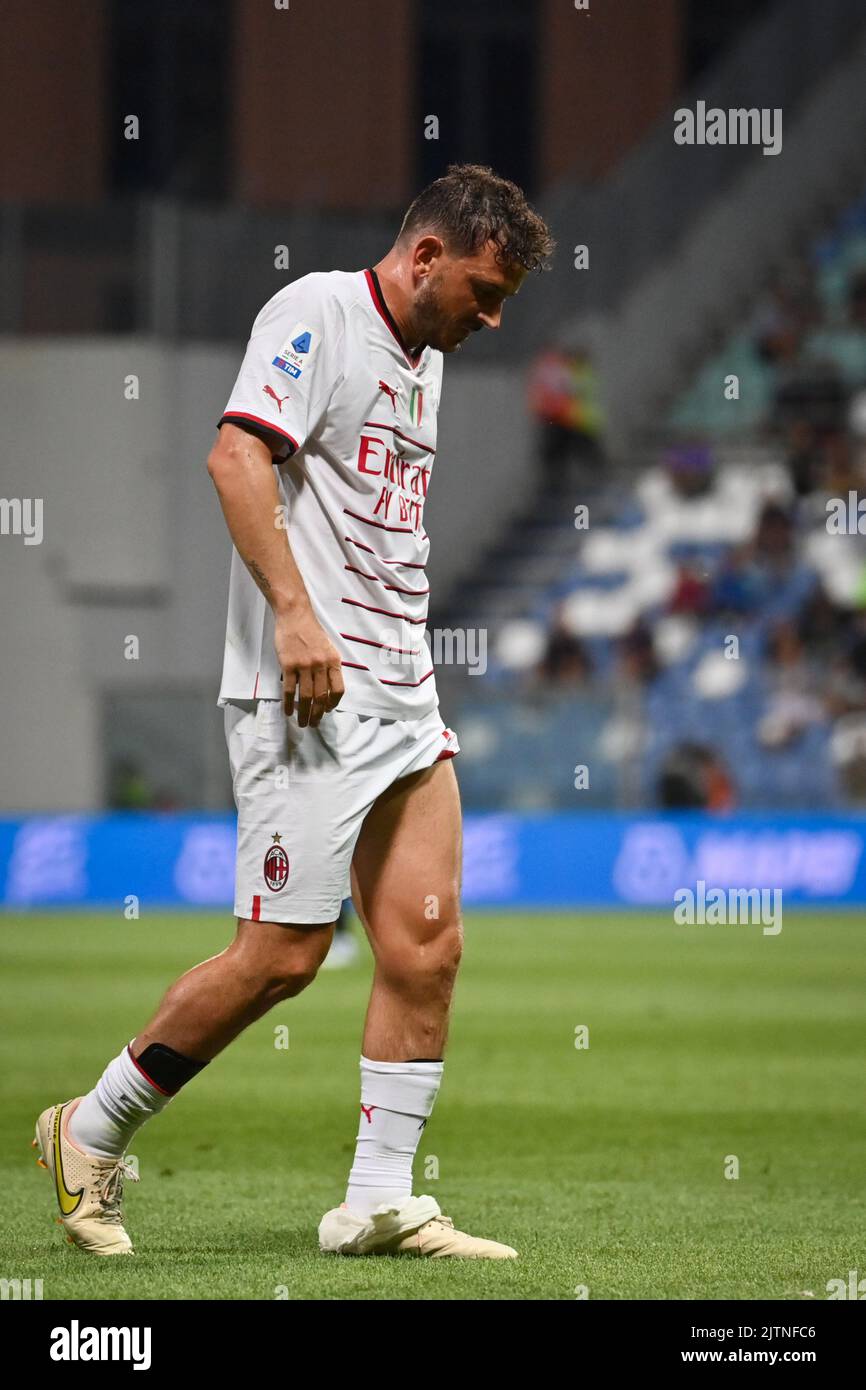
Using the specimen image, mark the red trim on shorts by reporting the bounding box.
[251,894,261,921]
[435,749,457,761]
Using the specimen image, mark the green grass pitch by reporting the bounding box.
[2,909,864,1300]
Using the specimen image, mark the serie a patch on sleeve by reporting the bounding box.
[272,322,319,378]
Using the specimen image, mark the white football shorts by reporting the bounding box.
[224,699,460,924]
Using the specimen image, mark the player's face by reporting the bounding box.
[414,243,526,353]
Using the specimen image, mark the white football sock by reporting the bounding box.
[345,1055,443,1218]
[67,1041,174,1159]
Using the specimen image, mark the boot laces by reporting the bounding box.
[96,1159,139,1223]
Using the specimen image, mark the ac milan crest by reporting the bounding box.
[264,831,289,892]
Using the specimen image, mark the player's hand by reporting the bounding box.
[274,608,344,727]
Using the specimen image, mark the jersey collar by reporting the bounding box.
[364,267,426,369]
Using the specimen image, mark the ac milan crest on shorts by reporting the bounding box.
[225,699,460,924]
[263,834,289,892]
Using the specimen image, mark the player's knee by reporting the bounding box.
[265,963,319,1003]
[269,934,334,1000]
[379,916,463,992]
[235,918,333,1003]
[440,915,464,976]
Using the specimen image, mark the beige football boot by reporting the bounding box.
[33,1097,138,1255]
[319,1194,518,1258]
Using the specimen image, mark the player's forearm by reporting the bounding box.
[207,439,313,618]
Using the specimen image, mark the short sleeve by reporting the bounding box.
[217,275,345,459]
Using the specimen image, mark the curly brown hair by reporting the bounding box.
[397,163,555,273]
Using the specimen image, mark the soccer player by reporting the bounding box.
[34,164,554,1259]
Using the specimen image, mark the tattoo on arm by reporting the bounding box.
[245,558,272,596]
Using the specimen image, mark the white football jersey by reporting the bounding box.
[215,268,444,720]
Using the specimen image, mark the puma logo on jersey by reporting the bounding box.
[378,380,399,410]
[263,384,289,413]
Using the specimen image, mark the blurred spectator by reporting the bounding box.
[754,501,795,565]
[108,758,154,810]
[780,420,863,526]
[711,501,815,620]
[711,544,766,618]
[668,561,712,615]
[664,440,715,498]
[825,613,866,718]
[536,613,593,686]
[751,257,821,367]
[773,357,847,434]
[108,757,181,810]
[798,585,850,665]
[758,621,826,748]
[821,426,862,496]
[802,268,866,388]
[618,623,658,687]
[527,336,605,487]
[783,418,824,497]
[657,742,736,811]
[825,612,866,801]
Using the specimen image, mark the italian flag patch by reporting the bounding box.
[408,386,423,427]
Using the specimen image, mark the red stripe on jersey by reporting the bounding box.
[343,508,414,534]
[252,671,260,699]
[361,421,435,456]
[341,597,426,624]
[221,412,300,452]
[340,660,371,671]
[384,582,430,597]
[345,564,381,582]
[378,668,435,687]
[339,632,422,656]
[345,535,426,569]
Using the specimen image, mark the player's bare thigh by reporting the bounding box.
[350,757,462,952]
